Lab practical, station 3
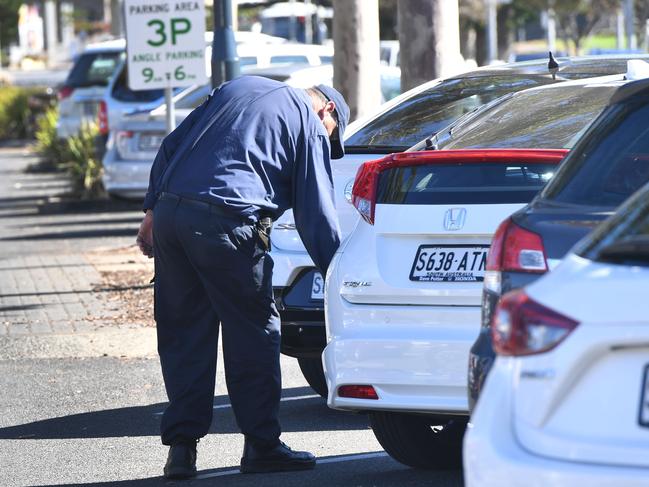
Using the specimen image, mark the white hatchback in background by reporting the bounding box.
[324,149,566,469]
[464,180,649,486]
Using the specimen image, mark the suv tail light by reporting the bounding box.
[115,130,134,159]
[487,218,547,273]
[492,290,579,356]
[58,85,74,101]
[98,100,109,135]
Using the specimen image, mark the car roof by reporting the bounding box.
[609,77,649,104]
[83,38,126,52]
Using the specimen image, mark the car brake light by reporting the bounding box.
[487,218,547,273]
[351,161,380,224]
[492,290,579,356]
[338,385,378,400]
[115,130,134,159]
[98,100,109,135]
[58,86,74,101]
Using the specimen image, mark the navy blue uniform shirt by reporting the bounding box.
[144,76,342,274]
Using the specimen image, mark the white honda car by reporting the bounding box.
[464,178,649,486]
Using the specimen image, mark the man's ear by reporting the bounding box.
[325,100,336,115]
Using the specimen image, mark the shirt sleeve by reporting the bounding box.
[292,133,342,276]
[142,98,210,211]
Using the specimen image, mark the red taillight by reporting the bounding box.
[338,385,378,400]
[351,160,380,224]
[98,100,109,135]
[58,86,74,101]
[486,218,547,273]
[491,290,579,356]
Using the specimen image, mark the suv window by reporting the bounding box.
[66,51,123,87]
[436,85,613,150]
[345,75,551,150]
[541,101,649,207]
[270,55,309,64]
[111,64,167,103]
[377,163,556,205]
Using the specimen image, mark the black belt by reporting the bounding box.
[158,192,273,227]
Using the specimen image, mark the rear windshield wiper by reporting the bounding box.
[596,236,649,264]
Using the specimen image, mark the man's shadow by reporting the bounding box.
[0,386,369,440]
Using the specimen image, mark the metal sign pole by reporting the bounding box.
[165,86,175,134]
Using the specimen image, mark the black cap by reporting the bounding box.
[316,84,350,159]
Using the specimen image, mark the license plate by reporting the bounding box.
[410,245,488,282]
[311,272,324,300]
[639,364,649,427]
[139,134,165,151]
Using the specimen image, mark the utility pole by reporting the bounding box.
[624,0,636,50]
[398,0,461,91]
[486,0,497,63]
[546,7,556,54]
[332,0,381,121]
[211,0,239,89]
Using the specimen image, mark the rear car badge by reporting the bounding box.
[444,208,467,231]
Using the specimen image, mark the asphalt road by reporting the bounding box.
[0,144,464,486]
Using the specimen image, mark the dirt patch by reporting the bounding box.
[86,245,155,327]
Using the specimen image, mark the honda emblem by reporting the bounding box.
[443,208,467,231]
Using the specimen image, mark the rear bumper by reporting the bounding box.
[324,297,480,414]
[101,149,152,199]
[464,357,649,487]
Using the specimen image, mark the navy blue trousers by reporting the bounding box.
[152,195,281,447]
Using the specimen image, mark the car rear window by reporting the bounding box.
[541,101,649,207]
[270,55,309,64]
[377,163,556,205]
[345,75,552,150]
[65,51,122,87]
[111,64,166,103]
[435,85,614,150]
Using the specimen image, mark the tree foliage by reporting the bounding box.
[0,0,23,55]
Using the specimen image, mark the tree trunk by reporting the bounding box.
[398,0,461,92]
[332,0,382,121]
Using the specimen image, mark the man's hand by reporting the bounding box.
[137,210,154,258]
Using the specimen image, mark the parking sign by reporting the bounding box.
[124,0,207,90]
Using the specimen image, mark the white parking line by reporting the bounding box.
[154,394,321,415]
[194,452,389,480]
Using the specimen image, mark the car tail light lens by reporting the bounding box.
[58,85,74,101]
[492,290,579,356]
[351,161,380,224]
[115,130,134,159]
[98,100,109,135]
[487,218,547,273]
[338,385,378,400]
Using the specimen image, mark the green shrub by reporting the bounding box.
[0,86,53,140]
[63,122,104,199]
[35,106,69,167]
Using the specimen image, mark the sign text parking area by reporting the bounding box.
[124,0,207,90]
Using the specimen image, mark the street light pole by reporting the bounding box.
[211,0,239,89]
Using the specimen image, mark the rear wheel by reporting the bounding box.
[369,412,466,470]
[297,357,328,397]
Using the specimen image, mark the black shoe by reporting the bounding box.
[240,440,316,473]
[163,440,198,480]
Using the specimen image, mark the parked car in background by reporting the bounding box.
[238,42,333,70]
[468,75,649,413]
[56,39,124,138]
[464,179,649,486]
[322,69,645,470]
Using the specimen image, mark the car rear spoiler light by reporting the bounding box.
[351,149,568,225]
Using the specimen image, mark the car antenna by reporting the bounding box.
[548,51,559,80]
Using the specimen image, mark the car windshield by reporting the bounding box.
[65,51,123,87]
[175,84,211,109]
[345,74,554,150]
[423,84,614,150]
[541,101,649,207]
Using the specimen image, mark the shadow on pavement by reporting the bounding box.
[29,452,458,487]
[0,387,369,440]
[0,227,140,241]
[0,303,43,313]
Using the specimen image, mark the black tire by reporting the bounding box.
[297,357,328,397]
[369,412,466,470]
